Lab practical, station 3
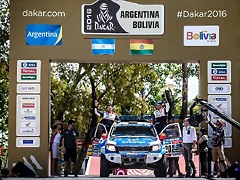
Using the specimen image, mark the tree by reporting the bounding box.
[0,0,10,167]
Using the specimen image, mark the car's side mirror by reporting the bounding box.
[159,133,166,141]
[101,133,108,140]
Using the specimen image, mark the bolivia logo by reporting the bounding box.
[140,45,144,49]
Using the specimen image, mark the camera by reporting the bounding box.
[190,107,208,126]
[187,127,190,135]
[161,94,167,103]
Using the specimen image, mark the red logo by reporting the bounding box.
[22,103,35,108]
[212,76,227,80]
[172,140,182,144]
[21,68,37,74]
[26,122,31,127]
[115,168,127,175]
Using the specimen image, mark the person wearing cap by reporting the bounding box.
[182,117,197,178]
[197,127,208,177]
[153,98,170,134]
[50,120,62,176]
[94,100,120,133]
[207,118,227,177]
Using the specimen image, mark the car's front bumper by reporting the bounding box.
[104,152,162,168]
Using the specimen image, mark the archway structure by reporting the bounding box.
[9,0,240,177]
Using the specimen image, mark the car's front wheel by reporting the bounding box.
[154,154,167,177]
[100,153,110,177]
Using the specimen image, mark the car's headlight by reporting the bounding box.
[152,144,160,151]
[106,144,116,151]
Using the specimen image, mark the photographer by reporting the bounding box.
[182,118,197,178]
[153,94,170,134]
[207,118,228,178]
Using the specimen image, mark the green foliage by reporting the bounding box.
[51,63,199,136]
[0,0,10,168]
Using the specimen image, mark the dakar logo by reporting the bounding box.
[95,3,115,31]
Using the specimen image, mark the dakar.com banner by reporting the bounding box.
[22,9,66,17]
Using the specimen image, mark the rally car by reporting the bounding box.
[96,119,167,177]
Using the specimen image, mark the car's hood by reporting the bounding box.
[109,136,158,146]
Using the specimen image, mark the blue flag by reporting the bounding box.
[92,39,115,55]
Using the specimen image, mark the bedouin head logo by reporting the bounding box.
[97,3,113,23]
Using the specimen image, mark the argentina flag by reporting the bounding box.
[91,39,115,55]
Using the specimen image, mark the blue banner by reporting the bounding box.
[211,69,227,74]
[26,24,62,46]
[21,62,37,67]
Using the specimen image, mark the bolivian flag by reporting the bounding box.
[130,39,154,55]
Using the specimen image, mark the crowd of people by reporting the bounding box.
[49,98,228,178]
[152,98,228,178]
[176,116,227,178]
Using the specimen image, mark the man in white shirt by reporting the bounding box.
[182,118,197,177]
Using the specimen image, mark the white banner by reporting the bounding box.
[208,84,231,94]
[17,84,41,93]
[16,95,40,136]
[16,137,40,147]
[17,60,41,83]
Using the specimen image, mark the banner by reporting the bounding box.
[82,0,164,35]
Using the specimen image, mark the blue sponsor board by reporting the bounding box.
[211,69,227,74]
[21,62,37,68]
[26,24,62,46]
[22,116,36,120]
[215,98,227,101]
[23,140,34,144]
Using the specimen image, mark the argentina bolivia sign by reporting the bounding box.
[81,0,164,35]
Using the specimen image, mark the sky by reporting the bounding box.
[166,76,199,102]
[187,76,199,101]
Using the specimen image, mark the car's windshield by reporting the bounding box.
[110,125,156,137]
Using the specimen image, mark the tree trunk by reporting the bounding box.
[180,63,188,121]
[165,90,173,122]
[77,75,98,171]
[78,105,98,171]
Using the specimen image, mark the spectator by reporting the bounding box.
[182,118,197,177]
[197,127,208,177]
[50,120,62,176]
[153,98,170,134]
[207,118,228,177]
[62,120,79,177]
